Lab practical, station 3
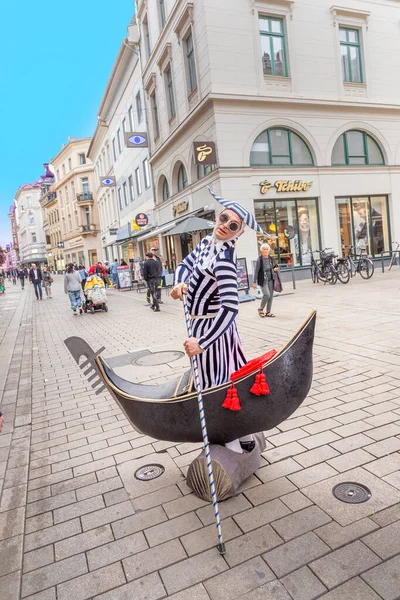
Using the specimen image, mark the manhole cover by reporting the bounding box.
[134,351,184,367]
[332,482,372,504]
[134,464,165,481]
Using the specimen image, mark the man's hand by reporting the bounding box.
[183,337,203,357]
[273,267,279,272]
[252,283,257,289]
[170,283,188,301]
[0,414,4,433]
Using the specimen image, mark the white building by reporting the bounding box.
[132,0,400,279]
[88,19,155,266]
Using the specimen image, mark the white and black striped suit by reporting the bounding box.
[175,235,246,390]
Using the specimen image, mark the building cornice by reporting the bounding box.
[50,138,92,165]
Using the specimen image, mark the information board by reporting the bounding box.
[237,258,249,291]
[117,266,132,290]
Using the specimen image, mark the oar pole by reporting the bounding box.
[182,294,226,555]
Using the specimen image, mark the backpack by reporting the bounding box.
[95,265,103,276]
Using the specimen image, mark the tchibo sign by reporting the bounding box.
[260,180,313,194]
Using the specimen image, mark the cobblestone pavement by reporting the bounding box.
[1,270,400,600]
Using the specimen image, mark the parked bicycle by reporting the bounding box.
[343,245,374,279]
[310,250,338,285]
[388,241,400,271]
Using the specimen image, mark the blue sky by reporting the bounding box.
[0,1,134,247]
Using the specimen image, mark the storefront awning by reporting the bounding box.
[137,222,177,242]
[163,217,214,236]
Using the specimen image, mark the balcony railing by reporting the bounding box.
[76,192,93,202]
[81,223,98,233]
[41,191,57,207]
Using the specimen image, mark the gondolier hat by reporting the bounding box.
[208,187,277,239]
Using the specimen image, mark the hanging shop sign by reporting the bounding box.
[260,180,313,194]
[117,223,131,241]
[125,132,148,148]
[193,142,216,165]
[131,218,141,231]
[100,176,116,187]
[284,225,296,240]
[135,213,149,227]
[172,200,188,216]
[237,258,250,291]
[108,228,118,235]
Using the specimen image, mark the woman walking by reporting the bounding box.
[253,243,278,318]
[78,265,88,291]
[42,266,53,299]
[64,263,82,315]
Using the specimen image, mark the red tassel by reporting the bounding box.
[250,373,262,396]
[222,384,241,411]
[259,372,270,395]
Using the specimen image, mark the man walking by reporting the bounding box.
[143,252,160,312]
[29,263,43,300]
[146,246,163,304]
[111,258,119,288]
[18,268,26,289]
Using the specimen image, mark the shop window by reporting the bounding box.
[332,131,384,166]
[255,198,320,267]
[336,195,390,257]
[339,27,363,83]
[177,164,188,191]
[250,128,314,167]
[259,16,288,77]
[162,177,170,201]
[197,163,213,180]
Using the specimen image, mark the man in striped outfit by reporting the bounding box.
[171,188,275,453]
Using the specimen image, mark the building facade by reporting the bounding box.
[51,138,101,268]
[15,173,47,267]
[38,165,64,271]
[88,22,156,267]
[133,0,400,278]
[8,203,19,263]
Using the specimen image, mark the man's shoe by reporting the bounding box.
[40,297,43,300]
[73,310,77,315]
[154,308,160,312]
[240,440,256,453]
[79,308,83,314]
[158,300,164,304]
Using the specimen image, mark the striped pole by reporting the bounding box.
[182,294,226,555]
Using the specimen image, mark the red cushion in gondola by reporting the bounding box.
[229,350,277,383]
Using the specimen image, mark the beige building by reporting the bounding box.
[39,183,63,272]
[134,0,400,279]
[51,138,101,268]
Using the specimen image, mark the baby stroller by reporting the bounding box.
[83,274,108,313]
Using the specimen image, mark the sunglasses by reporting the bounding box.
[218,212,240,232]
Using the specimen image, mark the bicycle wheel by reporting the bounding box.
[336,262,350,284]
[311,265,318,283]
[326,265,338,285]
[359,258,374,279]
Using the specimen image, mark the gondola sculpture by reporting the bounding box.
[64,310,316,506]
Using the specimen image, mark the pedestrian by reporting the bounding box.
[120,259,128,267]
[111,258,119,287]
[0,271,5,295]
[0,411,4,433]
[78,264,88,291]
[171,188,276,453]
[29,263,43,300]
[18,268,25,289]
[143,252,160,312]
[11,268,17,285]
[42,266,53,299]
[95,261,106,283]
[104,261,111,287]
[146,246,163,305]
[252,243,279,318]
[64,263,83,315]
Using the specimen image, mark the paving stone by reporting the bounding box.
[24,588,56,600]
[256,458,302,483]
[50,473,97,497]
[21,553,88,597]
[309,540,381,589]
[315,518,379,550]
[0,534,23,577]
[94,572,167,600]
[162,493,208,519]
[365,423,400,441]
[361,555,400,600]
[23,544,54,573]
[233,498,291,532]
[166,583,211,600]
[236,580,292,600]
[362,519,400,559]
[103,487,129,507]
[0,506,25,539]
[264,531,330,577]
[25,512,53,534]
[203,556,275,600]
[224,524,283,568]
[383,470,400,490]
[0,570,21,600]
[87,531,148,570]
[365,436,400,457]
[281,491,313,512]
[294,446,339,469]
[364,452,400,477]
[267,428,310,447]
[370,502,400,527]
[54,524,114,560]
[24,518,82,552]
[196,493,252,526]
[244,477,297,506]
[316,577,381,600]
[131,484,182,512]
[262,442,306,464]
[180,517,241,556]
[0,483,27,511]
[145,511,203,547]
[326,449,374,472]
[332,421,373,438]
[271,506,331,541]
[53,494,105,524]
[81,499,134,532]
[26,491,76,518]
[28,469,74,492]
[123,538,187,581]
[288,463,338,488]
[72,456,115,477]
[74,475,123,501]
[56,562,126,600]
[112,505,168,539]
[281,566,327,600]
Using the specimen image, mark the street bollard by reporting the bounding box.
[381,253,385,273]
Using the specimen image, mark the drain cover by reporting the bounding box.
[134,464,165,481]
[332,482,372,504]
[134,351,184,367]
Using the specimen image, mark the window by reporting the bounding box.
[56,169,60,181]
[71,181,75,198]
[150,92,160,139]
[117,128,122,153]
[32,233,37,243]
[165,65,176,118]
[136,92,143,124]
[29,214,35,225]
[79,153,86,165]
[159,0,166,29]
[59,190,63,206]
[340,27,363,83]
[197,163,213,180]
[62,164,66,176]
[27,196,32,208]
[143,158,151,189]
[128,175,135,202]
[255,198,320,267]
[143,19,151,59]
[112,138,117,160]
[123,181,129,206]
[122,118,127,138]
[81,177,90,194]
[75,211,79,228]
[185,30,197,93]
[162,178,170,202]
[259,16,288,77]
[68,214,72,231]
[332,131,384,166]
[65,186,69,202]
[336,195,390,257]
[128,106,134,131]
[250,128,314,166]
[68,158,72,170]
[85,208,90,226]
[118,187,123,210]
[177,164,188,191]
[135,168,142,196]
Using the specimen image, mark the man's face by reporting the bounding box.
[214,209,242,241]
[32,264,36,269]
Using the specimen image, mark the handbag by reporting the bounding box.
[273,270,283,293]
[49,277,54,284]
